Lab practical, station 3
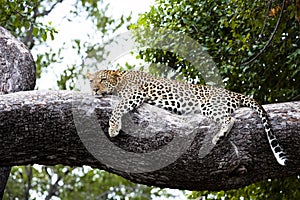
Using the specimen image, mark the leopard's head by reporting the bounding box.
[86,70,124,96]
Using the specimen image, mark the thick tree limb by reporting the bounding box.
[0,90,299,191]
[0,27,36,94]
[0,26,36,198]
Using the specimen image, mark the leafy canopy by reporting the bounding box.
[131,0,299,104]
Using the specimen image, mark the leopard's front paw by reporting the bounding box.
[212,135,218,145]
[108,123,121,137]
[212,134,224,145]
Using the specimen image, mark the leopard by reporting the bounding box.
[86,69,288,166]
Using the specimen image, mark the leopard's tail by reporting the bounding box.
[240,96,288,166]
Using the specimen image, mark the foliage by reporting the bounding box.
[0,0,59,47]
[187,176,300,200]
[131,0,300,104]
[4,165,171,200]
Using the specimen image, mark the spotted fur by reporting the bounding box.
[86,70,288,166]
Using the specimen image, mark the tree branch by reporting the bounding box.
[0,168,10,198]
[241,0,287,66]
[0,90,299,191]
[35,0,64,17]
[24,166,32,200]
[0,26,36,198]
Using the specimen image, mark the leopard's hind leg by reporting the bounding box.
[204,92,238,145]
[212,116,235,145]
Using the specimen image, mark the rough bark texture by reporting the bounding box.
[0,90,299,191]
[0,26,36,198]
[0,26,36,94]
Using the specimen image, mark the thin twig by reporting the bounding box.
[36,0,64,17]
[241,0,286,66]
[259,0,273,38]
[24,166,32,200]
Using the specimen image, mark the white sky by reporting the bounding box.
[34,0,155,89]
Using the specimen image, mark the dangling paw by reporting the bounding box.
[212,117,235,145]
[212,132,225,145]
[108,122,121,137]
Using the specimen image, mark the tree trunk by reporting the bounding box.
[0,26,36,198]
[0,90,299,191]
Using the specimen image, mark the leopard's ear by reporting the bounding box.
[85,72,95,80]
[109,69,125,79]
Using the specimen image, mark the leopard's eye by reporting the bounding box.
[100,78,106,83]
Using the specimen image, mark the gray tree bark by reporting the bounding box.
[0,90,299,191]
[0,26,36,198]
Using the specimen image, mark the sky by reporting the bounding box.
[34,0,155,89]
